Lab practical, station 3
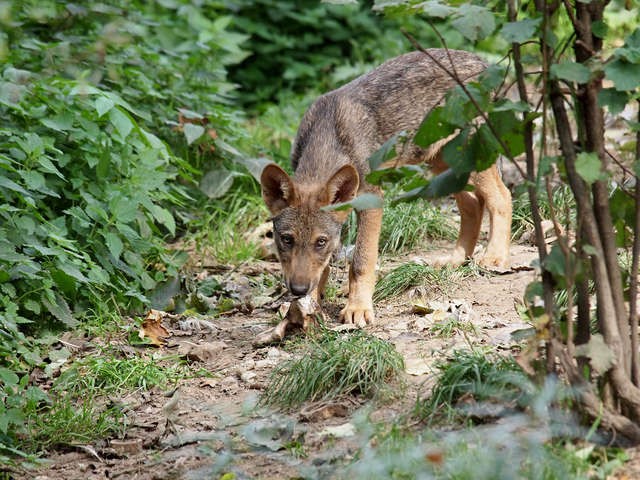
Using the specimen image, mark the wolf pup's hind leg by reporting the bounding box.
[474,167,512,268]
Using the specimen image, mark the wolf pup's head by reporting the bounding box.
[260,164,359,298]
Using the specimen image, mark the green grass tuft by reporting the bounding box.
[23,398,125,452]
[380,200,456,254]
[374,263,476,303]
[430,316,477,338]
[415,349,529,423]
[191,192,266,264]
[511,185,575,240]
[261,329,404,409]
[56,353,196,396]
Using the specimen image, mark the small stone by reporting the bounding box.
[240,371,257,383]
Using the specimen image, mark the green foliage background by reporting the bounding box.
[0,0,246,454]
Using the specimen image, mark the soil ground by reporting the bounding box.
[20,241,638,479]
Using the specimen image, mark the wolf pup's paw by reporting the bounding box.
[432,248,466,268]
[340,301,374,328]
[478,253,509,270]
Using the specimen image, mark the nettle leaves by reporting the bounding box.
[366,68,526,203]
[0,77,186,328]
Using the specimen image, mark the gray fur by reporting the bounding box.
[290,49,487,187]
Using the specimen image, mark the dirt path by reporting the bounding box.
[28,245,540,480]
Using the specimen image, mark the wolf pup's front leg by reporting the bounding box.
[341,205,383,327]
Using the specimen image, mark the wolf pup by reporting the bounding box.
[261,50,512,327]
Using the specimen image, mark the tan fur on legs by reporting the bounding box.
[341,206,382,327]
[433,190,484,266]
[471,167,512,268]
[314,265,330,303]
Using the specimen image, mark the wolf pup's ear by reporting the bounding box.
[324,165,360,222]
[261,164,296,215]
[326,165,360,206]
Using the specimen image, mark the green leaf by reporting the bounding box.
[110,196,139,223]
[488,110,525,159]
[597,88,629,116]
[423,169,470,199]
[95,96,115,117]
[322,192,383,212]
[41,111,74,131]
[604,59,640,92]
[105,232,123,259]
[471,124,500,171]
[368,133,401,171]
[441,128,475,173]
[414,107,455,148]
[149,205,176,235]
[149,276,182,311]
[592,20,607,39]
[24,299,41,314]
[366,165,423,186]
[69,84,102,96]
[0,367,19,386]
[183,123,205,145]
[199,169,236,199]
[550,62,591,83]
[500,18,541,43]
[41,291,78,327]
[37,156,65,179]
[416,0,456,18]
[0,176,30,196]
[575,152,603,184]
[543,244,566,279]
[442,84,488,127]
[57,263,89,284]
[109,107,134,138]
[237,157,272,182]
[451,4,495,42]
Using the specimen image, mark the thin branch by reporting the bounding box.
[507,0,555,337]
[606,148,635,180]
[401,29,527,181]
[631,99,640,387]
[561,0,581,34]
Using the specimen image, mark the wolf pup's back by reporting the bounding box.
[290,49,487,184]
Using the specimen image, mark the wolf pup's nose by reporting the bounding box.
[290,283,310,297]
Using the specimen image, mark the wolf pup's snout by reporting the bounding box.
[289,282,310,297]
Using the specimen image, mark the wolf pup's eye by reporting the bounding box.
[315,237,328,250]
[280,234,294,248]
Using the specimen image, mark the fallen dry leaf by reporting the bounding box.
[425,449,445,466]
[199,378,218,388]
[139,309,171,347]
[318,422,355,439]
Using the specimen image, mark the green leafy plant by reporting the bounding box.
[0,0,248,457]
[226,0,461,109]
